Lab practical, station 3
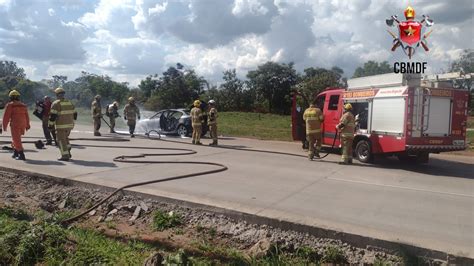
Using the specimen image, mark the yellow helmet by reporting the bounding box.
[9,90,20,97]
[344,103,352,110]
[55,87,65,94]
[95,95,101,100]
[128,97,135,102]
[193,100,201,107]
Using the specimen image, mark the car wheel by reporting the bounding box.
[177,125,188,137]
[355,139,372,163]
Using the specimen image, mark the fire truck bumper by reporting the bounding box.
[406,145,468,152]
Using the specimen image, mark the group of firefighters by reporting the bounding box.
[303,101,355,164]
[2,87,353,164]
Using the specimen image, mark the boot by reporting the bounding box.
[192,140,195,145]
[209,141,218,146]
[12,150,18,159]
[131,134,135,138]
[58,156,70,161]
[16,151,25,161]
[94,132,101,136]
[348,159,353,165]
[195,141,202,145]
[338,161,348,165]
[69,148,72,159]
[46,140,53,145]
[308,152,314,161]
[314,152,320,159]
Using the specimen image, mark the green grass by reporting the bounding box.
[218,112,292,141]
[152,210,183,231]
[467,116,474,128]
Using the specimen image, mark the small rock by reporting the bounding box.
[139,201,149,212]
[130,206,141,221]
[143,252,163,266]
[97,216,104,222]
[5,192,17,198]
[89,210,97,216]
[105,216,113,222]
[248,238,272,258]
[107,209,118,216]
[58,199,68,209]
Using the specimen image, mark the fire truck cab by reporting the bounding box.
[292,73,469,163]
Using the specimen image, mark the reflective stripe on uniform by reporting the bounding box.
[307,129,321,134]
[50,109,58,114]
[319,116,324,121]
[208,121,216,125]
[60,101,73,106]
[341,133,354,137]
[193,123,202,126]
[56,124,74,129]
[305,117,319,121]
[48,121,55,126]
[58,110,75,115]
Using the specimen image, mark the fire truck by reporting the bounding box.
[291,73,470,163]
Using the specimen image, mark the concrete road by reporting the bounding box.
[1,121,473,258]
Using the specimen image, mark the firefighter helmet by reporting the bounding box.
[208,99,215,105]
[128,97,135,102]
[95,95,101,100]
[344,103,353,110]
[54,87,65,94]
[404,5,415,19]
[8,90,20,97]
[194,100,201,107]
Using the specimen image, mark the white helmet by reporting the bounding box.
[208,99,216,105]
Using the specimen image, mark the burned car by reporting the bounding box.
[136,109,208,137]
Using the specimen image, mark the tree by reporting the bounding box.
[450,49,474,113]
[141,64,208,110]
[0,61,26,78]
[219,69,245,111]
[352,61,392,78]
[246,62,297,114]
[295,67,346,108]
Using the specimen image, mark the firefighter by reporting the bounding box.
[49,88,77,161]
[2,90,30,160]
[91,95,102,136]
[303,102,324,160]
[124,97,140,138]
[42,96,56,145]
[107,101,119,133]
[336,103,355,165]
[208,99,218,146]
[190,100,203,145]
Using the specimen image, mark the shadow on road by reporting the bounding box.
[70,160,117,168]
[25,160,65,166]
[373,157,473,179]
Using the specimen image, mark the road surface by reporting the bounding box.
[0,121,473,258]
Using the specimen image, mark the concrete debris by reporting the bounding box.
[107,209,118,216]
[130,206,141,221]
[140,201,149,212]
[89,210,97,216]
[105,216,113,222]
[97,216,104,222]
[58,198,68,209]
[248,238,272,258]
[143,252,163,266]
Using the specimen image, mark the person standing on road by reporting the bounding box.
[207,100,218,146]
[337,103,355,165]
[303,102,324,160]
[2,90,30,160]
[107,101,119,133]
[191,100,203,145]
[49,88,77,161]
[41,96,56,145]
[91,95,102,136]
[124,97,140,138]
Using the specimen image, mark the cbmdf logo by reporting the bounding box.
[386,5,434,59]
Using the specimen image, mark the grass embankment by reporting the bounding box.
[218,112,292,141]
[0,206,367,265]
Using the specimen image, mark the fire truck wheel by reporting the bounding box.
[355,140,373,163]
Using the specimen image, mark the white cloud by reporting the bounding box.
[0,0,471,86]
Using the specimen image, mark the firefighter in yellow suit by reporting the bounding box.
[91,95,102,136]
[124,97,140,138]
[303,102,324,160]
[190,100,203,145]
[207,99,218,146]
[48,88,77,161]
[337,103,355,165]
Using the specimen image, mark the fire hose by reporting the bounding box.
[0,128,339,225]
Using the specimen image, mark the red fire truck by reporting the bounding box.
[291,73,470,163]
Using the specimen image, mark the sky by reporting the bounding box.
[0,0,472,87]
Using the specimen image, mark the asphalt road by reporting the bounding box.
[1,121,473,258]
